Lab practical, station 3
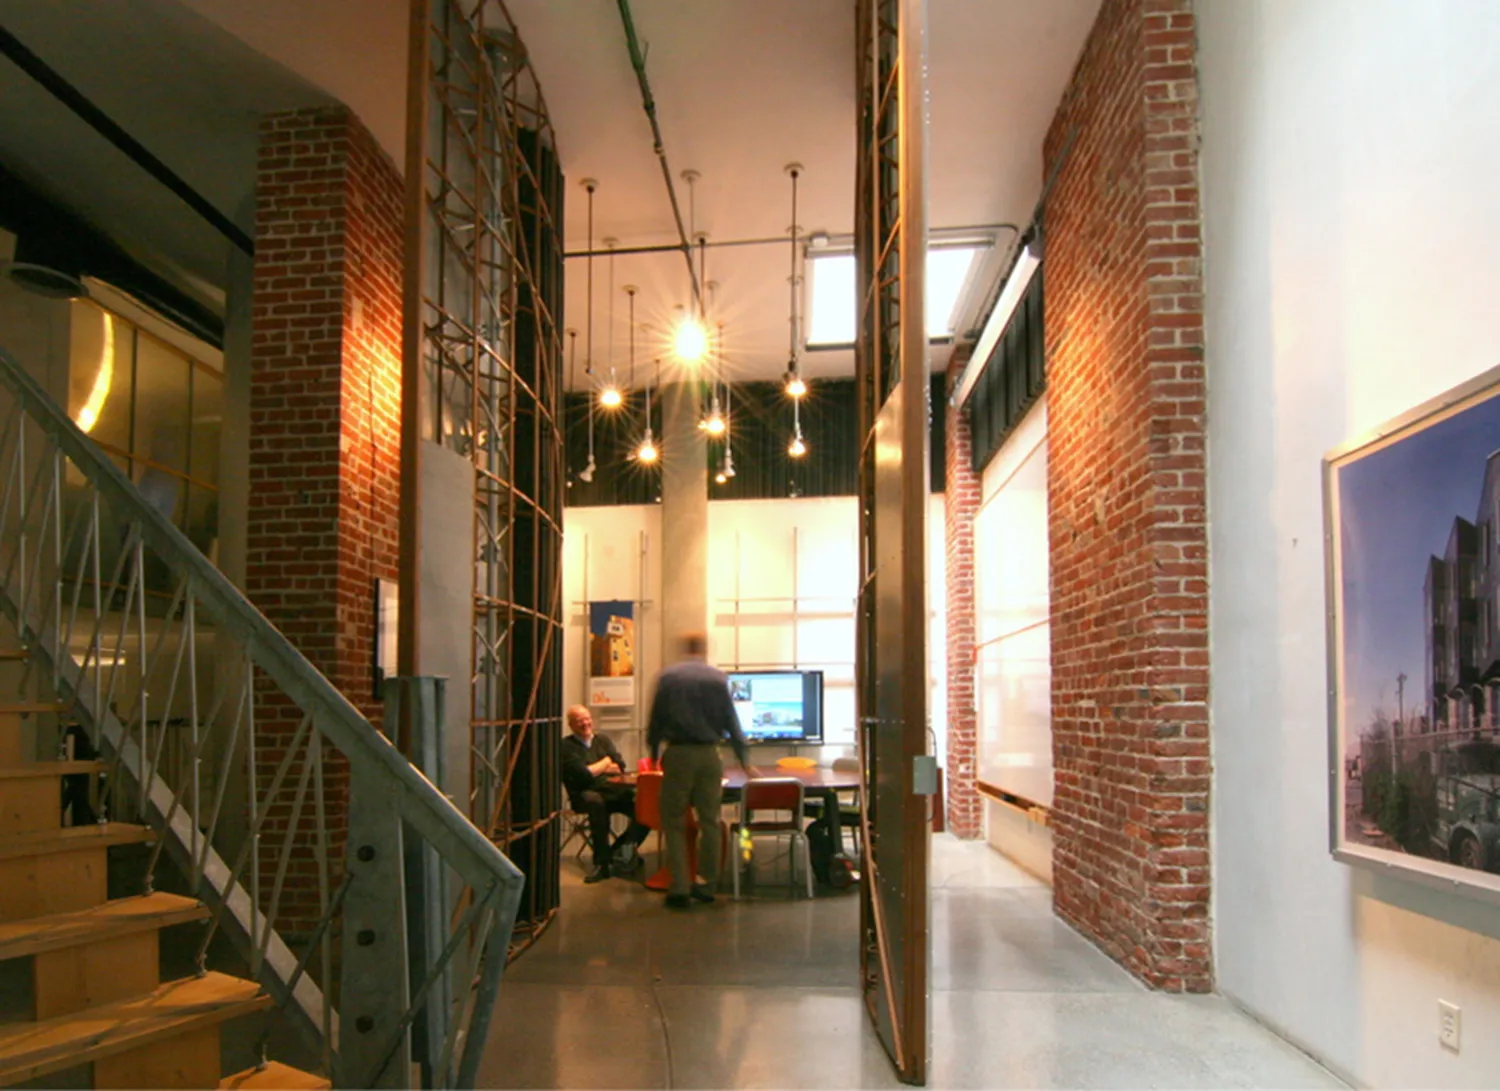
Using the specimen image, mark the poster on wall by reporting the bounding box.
[1325,365,1500,903]
[588,600,636,706]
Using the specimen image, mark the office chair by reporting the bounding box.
[733,776,814,899]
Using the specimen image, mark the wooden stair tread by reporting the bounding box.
[0,650,28,661]
[0,760,104,779]
[0,701,69,713]
[0,892,207,961]
[0,971,270,1084]
[0,822,154,861]
[220,1061,332,1090]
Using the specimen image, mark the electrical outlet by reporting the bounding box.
[1438,1000,1461,1053]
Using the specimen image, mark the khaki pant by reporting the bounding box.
[659,743,724,896]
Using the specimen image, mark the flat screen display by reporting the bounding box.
[726,670,824,745]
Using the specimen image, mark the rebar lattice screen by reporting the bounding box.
[414,0,565,956]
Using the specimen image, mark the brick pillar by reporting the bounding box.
[1043,0,1210,992]
[944,352,982,838]
[248,106,404,932]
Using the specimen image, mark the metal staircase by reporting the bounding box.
[0,346,524,1088]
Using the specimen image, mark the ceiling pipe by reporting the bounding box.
[614,0,702,313]
[0,27,253,255]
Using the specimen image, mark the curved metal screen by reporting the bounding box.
[406,0,565,957]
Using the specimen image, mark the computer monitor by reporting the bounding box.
[726,670,824,746]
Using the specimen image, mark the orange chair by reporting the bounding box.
[636,769,727,892]
[733,777,814,899]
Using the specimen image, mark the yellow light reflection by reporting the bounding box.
[77,311,114,434]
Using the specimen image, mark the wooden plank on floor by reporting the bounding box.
[0,893,207,961]
[0,971,269,1085]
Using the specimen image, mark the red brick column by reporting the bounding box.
[1043,0,1210,991]
[248,106,404,931]
[944,353,982,838]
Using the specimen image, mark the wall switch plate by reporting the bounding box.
[1438,1000,1461,1053]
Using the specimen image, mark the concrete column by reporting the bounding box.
[659,380,708,653]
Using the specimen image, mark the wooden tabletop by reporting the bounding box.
[723,766,861,791]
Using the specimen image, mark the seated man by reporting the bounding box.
[561,705,649,883]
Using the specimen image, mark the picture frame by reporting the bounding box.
[1325,363,1500,905]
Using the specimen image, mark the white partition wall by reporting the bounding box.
[562,504,663,765]
[975,403,1052,878]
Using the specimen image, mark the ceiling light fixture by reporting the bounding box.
[599,237,623,409]
[674,315,708,363]
[788,429,807,459]
[572,330,596,483]
[783,163,807,400]
[637,354,660,464]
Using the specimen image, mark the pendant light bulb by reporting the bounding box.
[674,317,709,363]
[637,429,659,464]
[600,382,623,409]
[715,470,728,485]
[578,455,596,484]
[723,449,736,479]
[788,430,807,459]
[785,371,807,399]
[701,390,726,435]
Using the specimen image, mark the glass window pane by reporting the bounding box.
[190,367,223,485]
[133,337,191,475]
[69,302,133,452]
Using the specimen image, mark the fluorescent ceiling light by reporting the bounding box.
[805,246,985,347]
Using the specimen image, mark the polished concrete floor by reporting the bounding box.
[481,835,1344,1089]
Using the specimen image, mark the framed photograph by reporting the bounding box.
[1326,365,1500,904]
[587,600,636,706]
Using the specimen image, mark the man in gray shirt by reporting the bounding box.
[648,632,752,908]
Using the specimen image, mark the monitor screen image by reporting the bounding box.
[726,670,824,745]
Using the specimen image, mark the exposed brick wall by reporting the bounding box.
[248,106,404,931]
[944,350,982,839]
[1043,0,1210,992]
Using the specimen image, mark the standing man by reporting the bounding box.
[648,632,752,909]
[562,705,649,883]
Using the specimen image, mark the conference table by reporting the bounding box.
[632,763,862,892]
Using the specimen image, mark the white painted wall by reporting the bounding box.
[1199,3,1500,1085]
[563,494,947,766]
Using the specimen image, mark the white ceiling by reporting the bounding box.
[0,0,1098,383]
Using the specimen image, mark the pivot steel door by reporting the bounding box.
[853,0,930,1083]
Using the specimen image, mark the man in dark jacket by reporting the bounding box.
[647,633,753,909]
[562,705,649,883]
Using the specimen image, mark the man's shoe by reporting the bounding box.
[583,865,611,884]
[690,884,716,904]
[665,893,691,909]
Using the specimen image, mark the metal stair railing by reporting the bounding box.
[0,345,523,1089]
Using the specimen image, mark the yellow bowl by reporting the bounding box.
[776,756,817,770]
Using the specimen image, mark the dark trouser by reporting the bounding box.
[660,743,725,896]
[577,784,649,866]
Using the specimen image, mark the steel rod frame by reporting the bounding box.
[854,0,931,1084]
[404,0,565,954]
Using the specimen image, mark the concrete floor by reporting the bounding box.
[480,834,1345,1089]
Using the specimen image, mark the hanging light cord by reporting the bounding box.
[585,181,596,377]
[788,167,799,368]
[627,287,637,392]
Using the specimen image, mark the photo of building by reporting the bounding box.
[1337,395,1500,875]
